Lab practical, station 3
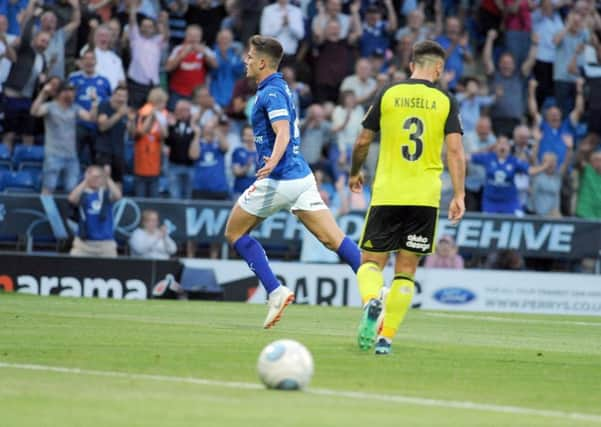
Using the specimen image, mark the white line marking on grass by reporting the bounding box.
[422,312,601,327]
[1,362,601,424]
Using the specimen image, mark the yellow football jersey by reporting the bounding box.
[362,79,463,207]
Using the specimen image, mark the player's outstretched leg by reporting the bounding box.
[294,209,361,272]
[376,274,415,355]
[226,205,294,329]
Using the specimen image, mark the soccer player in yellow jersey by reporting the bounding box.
[349,40,466,355]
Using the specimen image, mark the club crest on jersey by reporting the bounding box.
[254,135,264,144]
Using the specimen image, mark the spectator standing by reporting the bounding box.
[0,0,28,36]
[312,0,361,42]
[134,87,169,197]
[166,99,198,199]
[20,0,81,80]
[225,76,256,123]
[126,4,168,109]
[359,1,397,58]
[31,80,98,194]
[470,136,550,215]
[165,24,217,109]
[511,124,535,209]
[282,65,311,117]
[68,165,122,258]
[184,0,226,48]
[0,15,17,116]
[462,116,496,211]
[530,146,573,217]
[312,19,360,103]
[575,148,601,219]
[532,0,564,108]
[93,24,126,91]
[190,85,223,129]
[455,77,495,134]
[69,49,112,167]
[96,85,133,185]
[434,16,472,90]
[210,29,244,108]
[300,103,333,170]
[332,90,364,171]
[259,0,305,60]
[339,58,377,107]
[2,17,49,150]
[188,120,230,200]
[424,235,464,269]
[395,9,429,45]
[231,124,258,196]
[129,209,177,259]
[502,0,532,69]
[161,0,188,48]
[528,78,584,170]
[553,11,589,117]
[484,29,537,137]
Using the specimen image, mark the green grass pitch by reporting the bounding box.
[1,293,601,427]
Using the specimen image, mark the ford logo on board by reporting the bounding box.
[433,287,476,305]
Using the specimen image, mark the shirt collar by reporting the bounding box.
[258,72,283,90]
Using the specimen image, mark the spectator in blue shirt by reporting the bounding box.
[358,1,397,58]
[69,49,112,167]
[435,16,472,90]
[0,0,28,36]
[528,78,584,171]
[456,77,496,133]
[68,165,122,258]
[470,136,550,215]
[210,28,245,108]
[189,119,230,200]
[231,124,257,197]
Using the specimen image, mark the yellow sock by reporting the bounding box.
[381,274,415,340]
[356,262,384,305]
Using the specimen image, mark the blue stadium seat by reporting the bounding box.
[0,143,11,172]
[1,171,36,193]
[12,145,44,170]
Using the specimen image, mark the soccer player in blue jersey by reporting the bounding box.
[224,35,361,329]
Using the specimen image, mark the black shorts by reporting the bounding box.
[359,205,438,255]
[3,97,35,135]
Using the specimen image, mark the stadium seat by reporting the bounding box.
[1,171,36,193]
[0,144,11,172]
[12,145,44,170]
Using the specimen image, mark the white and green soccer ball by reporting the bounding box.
[257,339,314,390]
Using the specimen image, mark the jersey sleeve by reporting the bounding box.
[361,89,384,132]
[264,89,290,124]
[445,96,463,135]
[470,152,488,166]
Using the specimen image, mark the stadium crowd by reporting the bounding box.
[0,0,600,268]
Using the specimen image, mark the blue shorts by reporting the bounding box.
[3,97,35,135]
[43,155,80,193]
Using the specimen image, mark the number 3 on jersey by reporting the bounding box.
[402,117,424,161]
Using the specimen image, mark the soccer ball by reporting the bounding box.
[257,339,314,390]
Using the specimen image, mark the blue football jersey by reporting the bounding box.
[251,72,311,180]
[471,152,529,206]
[69,71,112,128]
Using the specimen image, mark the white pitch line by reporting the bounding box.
[1,362,600,424]
[422,312,601,327]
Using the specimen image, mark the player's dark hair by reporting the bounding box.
[249,35,284,68]
[411,40,446,66]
